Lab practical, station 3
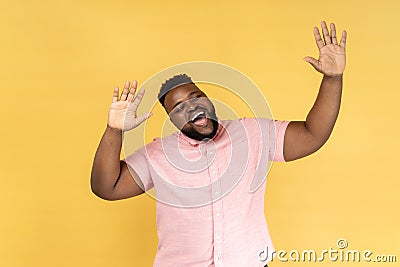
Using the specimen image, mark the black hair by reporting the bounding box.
[158,74,194,107]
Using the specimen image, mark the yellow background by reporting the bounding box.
[1,0,399,266]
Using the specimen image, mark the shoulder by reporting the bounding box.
[227,117,273,128]
[141,132,180,155]
[220,117,268,125]
[218,117,274,131]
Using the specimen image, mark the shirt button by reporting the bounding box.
[216,212,220,217]
[216,235,221,240]
[209,151,214,155]
[212,170,216,174]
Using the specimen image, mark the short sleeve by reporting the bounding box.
[269,120,290,162]
[124,146,154,192]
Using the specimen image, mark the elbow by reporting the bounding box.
[313,133,332,152]
[283,121,335,162]
[91,187,117,201]
[305,126,333,155]
[304,136,330,158]
[300,135,330,159]
[283,136,330,162]
[90,175,116,201]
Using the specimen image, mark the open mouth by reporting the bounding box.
[190,111,209,127]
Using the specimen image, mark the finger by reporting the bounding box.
[112,87,119,103]
[313,27,324,49]
[330,23,338,45]
[127,80,137,102]
[135,112,153,127]
[340,30,347,48]
[321,21,331,44]
[303,56,322,72]
[129,88,146,112]
[120,81,130,101]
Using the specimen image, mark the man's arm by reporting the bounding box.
[90,80,152,200]
[283,21,347,161]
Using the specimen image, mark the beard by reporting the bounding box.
[181,118,219,141]
[181,107,219,141]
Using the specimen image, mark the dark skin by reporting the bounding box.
[165,84,219,141]
[91,21,346,200]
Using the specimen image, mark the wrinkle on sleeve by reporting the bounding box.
[269,120,290,162]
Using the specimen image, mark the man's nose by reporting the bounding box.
[186,101,196,112]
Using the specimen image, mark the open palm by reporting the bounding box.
[108,80,152,131]
[304,21,347,76]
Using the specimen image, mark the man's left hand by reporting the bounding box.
[304,21,347,77]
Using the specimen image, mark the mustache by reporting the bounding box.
[181,118,220,141]
[185,106,217,122]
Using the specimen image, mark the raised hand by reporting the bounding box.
[304,21,347,77]
[107,80,152,131]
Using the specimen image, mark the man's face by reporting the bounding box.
[164,83,219,141]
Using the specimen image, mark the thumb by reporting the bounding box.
[135,112,153,127]
[303,56,322,72]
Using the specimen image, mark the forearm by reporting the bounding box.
[282,21,346,161]
[90,126,123,197]
[305,75,342,147]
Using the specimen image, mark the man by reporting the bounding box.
[91,21,346,266]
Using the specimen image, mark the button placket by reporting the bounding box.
[206,144,224,265]
[213,199,223,263]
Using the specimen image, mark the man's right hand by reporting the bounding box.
[107,80,152,131]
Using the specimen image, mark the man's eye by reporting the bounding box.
[175,104,184,112]
[190,95,201,102]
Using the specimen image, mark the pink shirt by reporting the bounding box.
[125,118,289,266]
